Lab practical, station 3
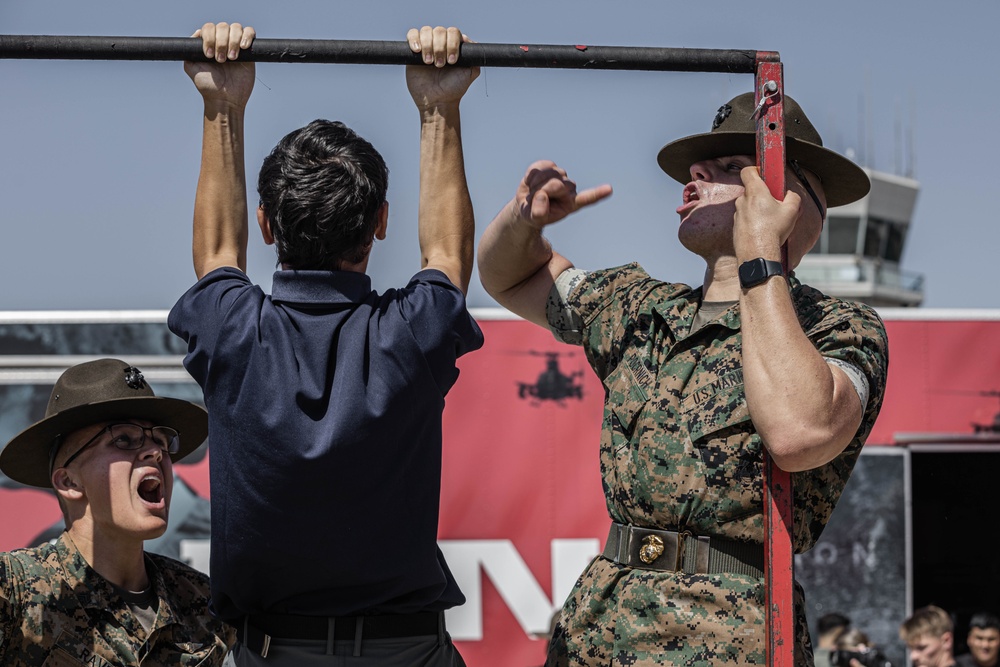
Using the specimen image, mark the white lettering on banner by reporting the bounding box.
[173,537,600,641]
[179,539,211,574]
[440,539,600,641]
[852,540,875,569]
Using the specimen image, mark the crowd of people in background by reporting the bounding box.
[814,607,1000,667]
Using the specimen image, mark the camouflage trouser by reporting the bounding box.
[545,556,813,666]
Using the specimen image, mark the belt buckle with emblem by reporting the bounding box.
[639,534,664,564]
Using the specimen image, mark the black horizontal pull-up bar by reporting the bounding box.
[0,35,766,73]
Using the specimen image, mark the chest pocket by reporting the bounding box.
[146,630,218,667]
[682,375,762,525]
[42,631,114,667]
[607,356,650,441]
[684,374,751,443]
[178,643,217,667]
[602,353,652,519]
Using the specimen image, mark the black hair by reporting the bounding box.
[819,613,852,636]
[257,119,389,270]
[970,613,1000,632]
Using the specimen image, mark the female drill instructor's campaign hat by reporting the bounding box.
[0,358,208,488]
[657,92,871,208]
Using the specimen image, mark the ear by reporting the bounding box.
[257,206,275,246]
[52,467,85,503]
[375,201,389,241]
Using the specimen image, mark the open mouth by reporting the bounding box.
[677,183,701,216]
[683,183,700,205]
[137,474,163,505]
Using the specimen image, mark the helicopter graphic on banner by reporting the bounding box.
[516,350,585,404]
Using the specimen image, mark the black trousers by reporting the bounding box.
[230,636,466,666]
[230,612,466,667]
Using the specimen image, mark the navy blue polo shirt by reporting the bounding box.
[167,266,484,622]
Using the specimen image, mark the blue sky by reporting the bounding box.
[2,0,996,310]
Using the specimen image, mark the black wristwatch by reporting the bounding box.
[738,258,784,289]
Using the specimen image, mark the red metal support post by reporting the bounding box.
[754,54,796,667]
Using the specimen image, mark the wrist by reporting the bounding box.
[202,98,248,116]
[734,227,783,260]
[506,199,545,233]
[416,99,461,119]
[735,240,782,263]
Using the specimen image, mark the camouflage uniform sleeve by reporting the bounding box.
[546,268,588,345]
[0,553,23,663]
[809,301,889,447]
[564,263,658,380]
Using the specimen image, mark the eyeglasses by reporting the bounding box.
[59,423,181,469]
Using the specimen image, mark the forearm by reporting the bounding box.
[192,101,248,279]
[741,277,861,472]
[477,201,572,326]
[417,102,474,294]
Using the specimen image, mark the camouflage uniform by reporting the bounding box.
[0,532,234,667]
[546,264,888,666]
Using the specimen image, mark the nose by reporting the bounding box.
[689,160,713,182]
[138,434,164,462]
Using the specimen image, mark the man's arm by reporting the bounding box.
[405,27,479,294]
[0,553,22,663]
[735,167,869,472]
[477,161,612,326]
[183,22,256,280]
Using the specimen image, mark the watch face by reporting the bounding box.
[739,258,781,287]
[744,261,766,284]
[739,259,765,286]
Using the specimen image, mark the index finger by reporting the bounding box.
[575,184,613,209]
[235,25,256,54]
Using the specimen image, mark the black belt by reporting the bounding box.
[603,522,764,578]
[238,611,444,658]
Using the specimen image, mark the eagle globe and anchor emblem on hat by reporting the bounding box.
[712,103,732,130]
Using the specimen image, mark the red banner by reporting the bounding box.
[868,316,1000,443]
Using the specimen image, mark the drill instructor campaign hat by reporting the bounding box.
[657,92,871,208]
[0,358,208,488]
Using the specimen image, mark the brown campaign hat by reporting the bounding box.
[0,358,208,488]
[657,92,870,208]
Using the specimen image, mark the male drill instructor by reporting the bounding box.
[0,359,234,666]
[477,93,889,664]
[168,22,481,665]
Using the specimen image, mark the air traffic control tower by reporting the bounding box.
[795,168,924,307]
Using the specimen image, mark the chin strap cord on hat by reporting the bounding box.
[790,159,826,221]
[46,436,62,482]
